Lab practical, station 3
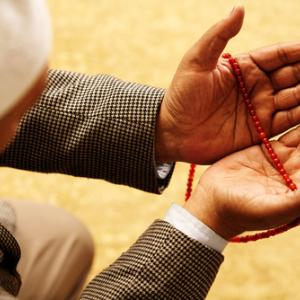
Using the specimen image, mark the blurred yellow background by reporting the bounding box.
[1,0,300,299]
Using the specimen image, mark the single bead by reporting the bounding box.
[285,178,293,184]
[267,148,274,155]
[244,99,250,105]
[237,75,243,82]
[257,126,264,133]
[235,69,242,75]
[262,137,268,144]
[264,140,271,147]
[241,87,247,93]
[255,121,261,127]
[260,132,266,139]
[252,115,258,122]
[279,168,286,175]
[283,174,289,180]
[222,53,231,58]
[250,110,256,116]
[243,92,249,98]
[289,183,297,191]
[247,103,254,110]
[276,162,283,170]
[233,63,239,69]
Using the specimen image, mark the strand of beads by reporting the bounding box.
[184,53,299,243]
[223,53,297,191]
[185,163,196,201]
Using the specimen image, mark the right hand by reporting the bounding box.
[156,6,300,164]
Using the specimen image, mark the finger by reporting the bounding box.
[272,106,300,135]
[279,190,300,220]
[273,84,300,110]
[278,126,300,148]
[270,62,300,90]
[273,126,300,171]
[250,42,300,72]
[186,6,244,71]
[260,191,300,228]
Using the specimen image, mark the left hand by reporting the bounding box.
[156,6,300,164]
[184,126,300,240]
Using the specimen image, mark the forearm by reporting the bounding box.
[0,69,173,193]
[81,220,223,300]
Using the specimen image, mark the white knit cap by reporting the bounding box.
[0,0,51,118]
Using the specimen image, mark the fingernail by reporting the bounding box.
[229,6,236,16]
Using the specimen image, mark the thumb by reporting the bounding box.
[187,6,245,71]
[264,189,300,227]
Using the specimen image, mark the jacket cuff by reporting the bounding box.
[82,220,223,299]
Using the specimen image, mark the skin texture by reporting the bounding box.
[156,6,300,164]
[184,126,300,240]
[0,66,48,152]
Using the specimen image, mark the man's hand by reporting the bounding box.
[156,6,300,164]
[184,126,300,240]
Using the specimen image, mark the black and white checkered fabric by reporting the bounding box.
[0,70,224,298]
[81,220,223,299]
[0,224,21,296]
[0,69,176,297]
[0,69,168,193]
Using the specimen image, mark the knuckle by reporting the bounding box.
[292,85,300,105]
[293,63,300,82]
[277,43,290,64]
[286,109,295,125]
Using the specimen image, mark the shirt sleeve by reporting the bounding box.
[164,203,228,253]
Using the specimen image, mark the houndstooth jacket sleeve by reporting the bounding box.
[0,69,173,193]
[81,220,224,299]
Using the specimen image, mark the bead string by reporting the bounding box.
[185,163,196,201]
[185,53,299,243]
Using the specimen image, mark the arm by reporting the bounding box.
[81,126,300,299]
[0,70,171,194]
[80,220,223,300]
[2,8,300,191]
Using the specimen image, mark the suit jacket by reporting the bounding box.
[0,70,223,299]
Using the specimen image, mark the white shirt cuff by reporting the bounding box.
[156,163,173,180]
[164,203,228,253]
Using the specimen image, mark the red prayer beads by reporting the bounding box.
[185,53,298,243]
[185,163,196,201]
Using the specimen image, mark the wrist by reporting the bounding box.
[183,185,240,240]
[155,97,178,163]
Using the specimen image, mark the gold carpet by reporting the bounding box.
[1,0,300,299]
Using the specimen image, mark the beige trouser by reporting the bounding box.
[9,200,94,300]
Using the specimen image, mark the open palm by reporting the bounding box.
[158,7,300,164]
[188,126,300,240]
